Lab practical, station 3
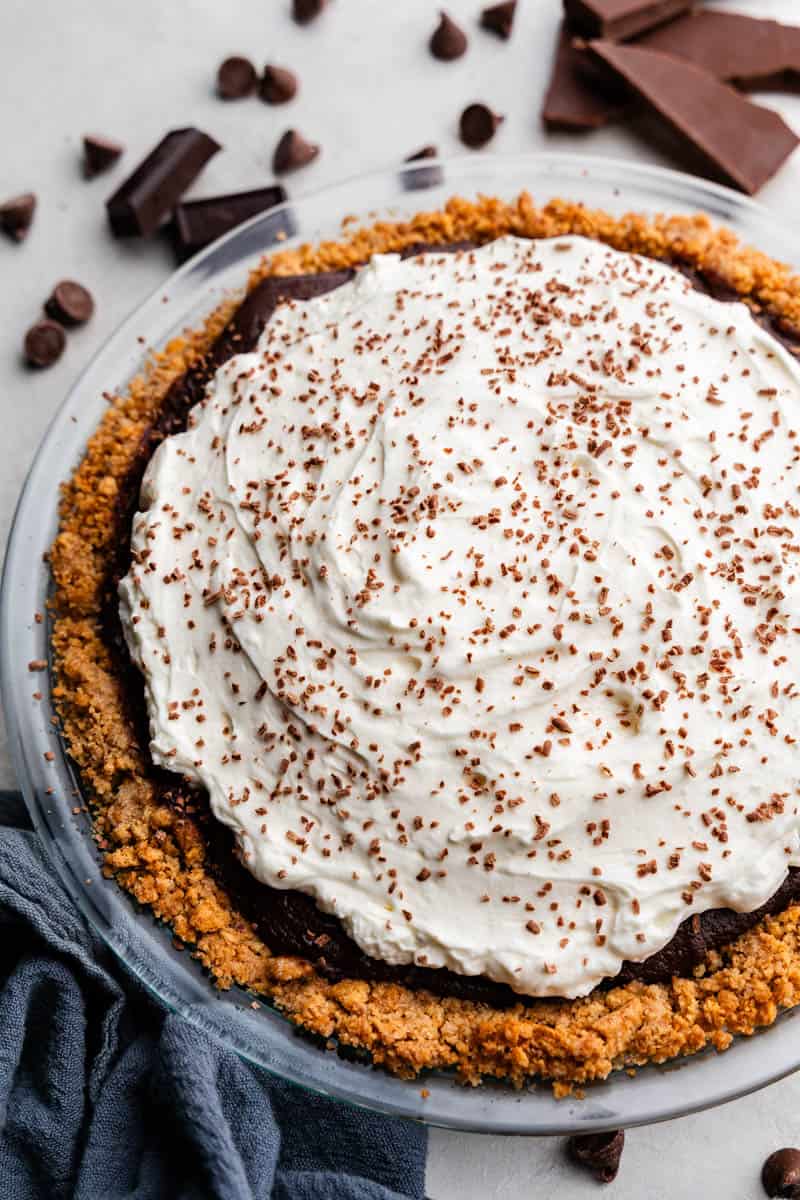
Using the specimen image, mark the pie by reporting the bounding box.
[49,192,800,1092]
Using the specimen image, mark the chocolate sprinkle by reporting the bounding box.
[430,11,468,61]
[216,56,257,99]
[260,65,299,105]
[480,0,517,39]
[24,320,66,369]
[567,1131,625,1184]
[83,135,124,178]
[292,0,326,24]
[273,128,320,174]
[44,280,95,327]
[459,102,503,148]
[0,192,36,242]
[763,1149,800,1199]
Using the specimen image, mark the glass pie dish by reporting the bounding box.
[5,152,800,1137]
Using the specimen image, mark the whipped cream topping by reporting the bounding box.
[120,236,800,998]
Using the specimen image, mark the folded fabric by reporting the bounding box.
[0,805,427,1200]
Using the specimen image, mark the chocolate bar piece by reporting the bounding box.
[106,128,221,238]
[544,11,800,133]
[564,0,692,42]
[542,26,629,129]
[172,185,289,261]
[586,40,800,194]
[642,11,800,91]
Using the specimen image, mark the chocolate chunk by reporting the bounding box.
[401,145,443,191]
[763,1150,800,1199]
[216,56,257,99]
[24,320,66,368]
[0,192,36,242]
[641,12,800,92]
[260,65,299,105]
[273,129,319,174]
[293,0,326,24]
[430,12,468,61]
[585,40,800,195]
[542,26,629,130]
[45,280,95,326]
[567,1131,625,1184]
[480,1,516,40]
[83,135,124,178]
[459,103,503,148]
[543,11,800,135]
[106,128,221,238]
[172,185,289,261]
[564,0,691,41]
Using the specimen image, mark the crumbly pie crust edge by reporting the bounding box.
[48,192,800,1093]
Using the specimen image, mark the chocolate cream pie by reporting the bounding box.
[50,193,800,1090]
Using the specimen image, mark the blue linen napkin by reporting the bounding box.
[0,792,427,1200]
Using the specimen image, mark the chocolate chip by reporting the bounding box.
[1,193,36,242]
[24,320,66,368]
[45,280,95,327]
[567,1130,625,1184]
[293,0,326,24]
[273,129,320,174]
[260,65,299,104]
[406,145,438,161]
[459,103,504,148]
[217,55,257,99]
[763,1149,800,1198]
[430,11,468,61]
[83,135,124,178]
[480,1,517,39]
[401,146,443,191]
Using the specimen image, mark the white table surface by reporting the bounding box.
[3,0,800,1194]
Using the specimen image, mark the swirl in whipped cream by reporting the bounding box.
[120,236,800,998]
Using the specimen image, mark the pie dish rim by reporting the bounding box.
[7,152,800,1135]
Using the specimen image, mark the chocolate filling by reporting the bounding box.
[99,241,800,1005]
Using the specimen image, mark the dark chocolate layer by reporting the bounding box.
[101,242,800,1005]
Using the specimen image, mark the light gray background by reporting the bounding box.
[2,0,800,1195]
